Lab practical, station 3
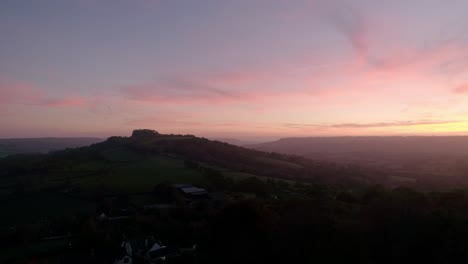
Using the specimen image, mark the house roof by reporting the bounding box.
[172,184,193,189]
[180,186,207,195]
[149,242,163,252]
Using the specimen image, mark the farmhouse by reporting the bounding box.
[176,185,209,199]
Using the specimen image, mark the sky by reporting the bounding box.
[1,0,468,140]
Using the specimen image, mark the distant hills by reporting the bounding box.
[211,138,260,146]
[0,137,103,157]
[250,136,468,156]
[250,136,468,187]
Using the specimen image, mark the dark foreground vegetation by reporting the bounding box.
[2,130,468,263]
[202,187,468,264]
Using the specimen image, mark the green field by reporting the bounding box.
[76,156,204,192]
[1,154,206,193]
[253,156,304,169]
[223,171,298,185]
[0,141,307,234]
[0,154,207,229]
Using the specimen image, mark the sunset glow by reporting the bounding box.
[2,0,468,139]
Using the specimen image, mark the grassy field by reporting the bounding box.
[0,150,300,231]
[253,156,304,169]
[0,153,206,193]
[223,171,298,184]
[100,147,143,162]
[0,154,209,234]
[73,156,205,193]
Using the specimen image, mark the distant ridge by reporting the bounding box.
[211,138,260,146]
[250,136,468,156]
[0,137,103,157]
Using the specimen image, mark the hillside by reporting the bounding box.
[0,129,379,230]
[4,131,468,263]
[0,137,103,157]
[0,130,378,191]
[251,136,468,187]
[210,138,259,147]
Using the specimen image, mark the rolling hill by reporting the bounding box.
[0,129,381,228]
[0,130,383,196]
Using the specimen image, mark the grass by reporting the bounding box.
[252,156,304,169]
[100,147,143,162]
[223,171,298,184]
[1,151,303,197]
[0,155,205,229]
[0,154,206,194]
[77,156,205,193]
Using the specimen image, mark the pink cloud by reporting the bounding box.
[122,78,258,105]
[124,112,199,127]
[284,120,457,129]
[206,71,276,86]
[329,6,370,63]
[118,8,468,110]
[41,97,87,107]
[126,117,204,127]
[330,120,458,128]
[0,79,43,104]
[0,77,89,108]
[123,114,252,134]
[120,64,327,109]
[320,0,468,83]
[454,83,468,94]
[122,80,319,108]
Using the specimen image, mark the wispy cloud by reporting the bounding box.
[124,114,247,130]
[122,78,250,104]
[0,78,89,108]
[327,2,370,63]
[285,120,458,129]
[321,0,468,78]
[0,79,43,104]
[120,70,296,105]
[124,112,199,127]
[329,120,458,128]
[41,97,87,107]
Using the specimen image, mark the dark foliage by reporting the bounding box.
[198,188,468,264]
